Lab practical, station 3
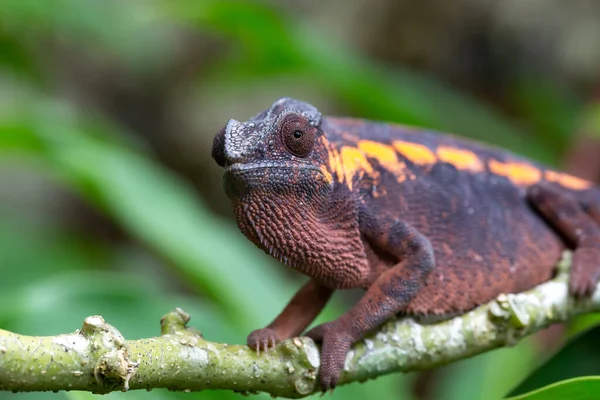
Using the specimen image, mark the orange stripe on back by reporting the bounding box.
[322,138,344,184]
[325,136,593,192]
[545,170,591,190]
[488,159,541,186]
[437,146,484,172]
[358,140,408,179]
[392,140,437,165]
[339,146,375,190]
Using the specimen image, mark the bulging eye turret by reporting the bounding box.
[280,114,315,158]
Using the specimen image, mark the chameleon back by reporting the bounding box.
[319,117,600,314]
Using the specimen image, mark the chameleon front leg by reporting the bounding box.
[306,218,435,391]
[247,279,333,352]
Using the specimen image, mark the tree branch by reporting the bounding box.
[1,253,598,398]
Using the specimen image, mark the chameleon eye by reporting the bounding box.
[281,115,315,158]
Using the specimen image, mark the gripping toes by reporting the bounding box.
[570,246,600,297]
[306,321,352,392]
[247,328,280,354]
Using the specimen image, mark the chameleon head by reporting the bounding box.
[212,97,330,198]
[211,98,367,286]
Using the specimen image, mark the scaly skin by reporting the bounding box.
[211,97,600,391]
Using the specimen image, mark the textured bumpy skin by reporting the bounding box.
[212,97,600,390]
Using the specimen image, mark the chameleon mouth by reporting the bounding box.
[223,162,329,200]
[224,162,322,175]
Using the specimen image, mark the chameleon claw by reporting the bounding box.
[247,328,281,355]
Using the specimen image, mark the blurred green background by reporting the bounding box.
[1,1,600,399]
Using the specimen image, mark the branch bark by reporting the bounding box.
[1,252,598,398]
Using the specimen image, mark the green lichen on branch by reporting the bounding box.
[0,253,598,398]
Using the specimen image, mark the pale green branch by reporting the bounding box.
[1,253,598,398]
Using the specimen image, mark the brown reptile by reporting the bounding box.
[211,97,600,391]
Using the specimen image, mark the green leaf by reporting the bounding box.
[507,376,600,400]
[507,325,600,397]
[568,313,600,338]
[432,338,538,400]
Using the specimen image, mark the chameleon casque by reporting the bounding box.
[211,97,600,390]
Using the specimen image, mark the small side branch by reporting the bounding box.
[1,253,598,398]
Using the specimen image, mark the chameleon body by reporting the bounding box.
[211,98,600,390]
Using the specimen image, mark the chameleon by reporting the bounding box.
[211,97,600,391]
